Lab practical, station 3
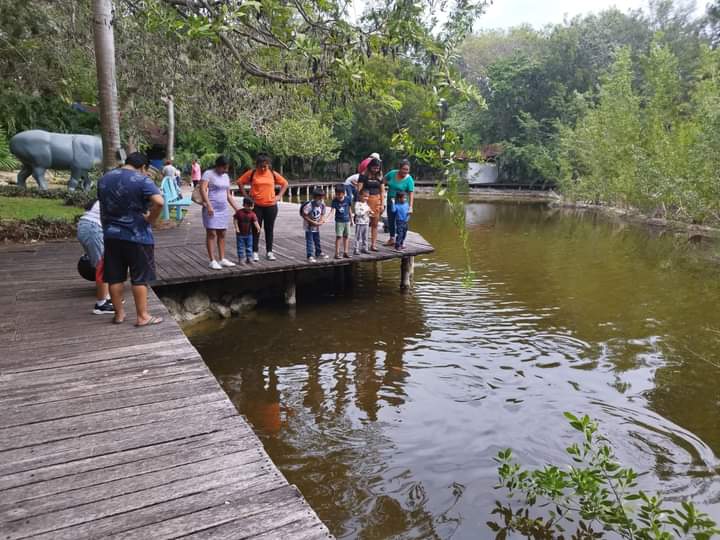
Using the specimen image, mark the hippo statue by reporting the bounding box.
[10,130,102,191]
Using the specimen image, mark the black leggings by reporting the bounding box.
[253,204,279,253]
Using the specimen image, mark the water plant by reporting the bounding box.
[490,413,719,539]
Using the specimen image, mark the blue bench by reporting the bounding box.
[160,176,192,221]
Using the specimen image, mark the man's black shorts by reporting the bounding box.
[103,238,156,285]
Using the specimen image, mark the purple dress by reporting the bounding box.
[201,169,231,230]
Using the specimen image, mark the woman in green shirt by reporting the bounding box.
[384,159,415,246]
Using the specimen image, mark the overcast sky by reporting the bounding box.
[475,0,701,29]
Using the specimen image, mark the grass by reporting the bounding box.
[0,196,84,221]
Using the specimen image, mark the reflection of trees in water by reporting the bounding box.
[196,272,438,538]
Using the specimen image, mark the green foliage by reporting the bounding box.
[0,185,97,209]
[0,91,100,137]
[0,126,19,170]
[175,121,265,175]
[266,115,340,171]
[392,97,477,286]
[452,2,709,188]
[559,44,720,223]
[491,413,720,539]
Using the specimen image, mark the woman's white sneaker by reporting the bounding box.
[209,260,222,270]
[252,253,260,262]
[266,252,276,261]
[220,258,236,267]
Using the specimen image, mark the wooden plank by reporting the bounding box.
[23,472,287,540]
[0,412,244,476]
[0,394,234,450]
[0,378,222,428]
[3,463,282,539]
[0,426,250,491]
[2,448,270,522]
[106,485,304,540]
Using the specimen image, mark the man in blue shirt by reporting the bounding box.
[98,152,165,326]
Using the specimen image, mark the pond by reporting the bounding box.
[188,198,720,539]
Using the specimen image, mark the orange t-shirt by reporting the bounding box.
[237,169,288,207]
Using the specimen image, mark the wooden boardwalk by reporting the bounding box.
[0,200,433,539]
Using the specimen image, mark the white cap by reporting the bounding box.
[370,152,380,160]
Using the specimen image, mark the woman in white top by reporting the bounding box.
[200,155,240,269]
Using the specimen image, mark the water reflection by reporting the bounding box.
[192,199,720,538]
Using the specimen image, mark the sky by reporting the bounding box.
[475,0,701,29]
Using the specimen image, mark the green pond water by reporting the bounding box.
[189,198,720,538]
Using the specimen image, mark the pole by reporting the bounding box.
[92,0,121,171]
[164,95,175,161]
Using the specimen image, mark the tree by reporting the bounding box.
[266,115,339,176]
[92,0,121,171]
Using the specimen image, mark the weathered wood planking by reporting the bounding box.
[0,198,434,539]
[0,240,334,538]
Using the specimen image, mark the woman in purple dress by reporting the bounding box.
[200,155,239,269]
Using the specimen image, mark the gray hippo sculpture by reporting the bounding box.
[10,130,102,191]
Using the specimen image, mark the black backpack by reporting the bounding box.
[299,200,312,217]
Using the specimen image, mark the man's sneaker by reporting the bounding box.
[246,258,252,264]
[209,260,222,270]
[220,258,236,267]
[266,252,277,261]
[318,253,329,260]
[93,300,115,315]
[308,256,317,263]
[361,248,370,254]
[252,253,260,262]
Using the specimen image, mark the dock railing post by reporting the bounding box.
[400,256,415,290]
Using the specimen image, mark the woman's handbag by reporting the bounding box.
[191,184,204,204]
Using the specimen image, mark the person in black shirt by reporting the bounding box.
[357,158,385,251]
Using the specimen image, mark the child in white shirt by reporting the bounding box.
[353,189,374,254]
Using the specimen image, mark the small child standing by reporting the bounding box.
[353,189,373,254]
[330,184,353,259]
[393,191,410,251]
[301,187,330,262]
[234,197,261,263]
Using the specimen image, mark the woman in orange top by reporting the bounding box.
[236,153,289,261]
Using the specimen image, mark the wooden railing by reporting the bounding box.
[231,181,342,203]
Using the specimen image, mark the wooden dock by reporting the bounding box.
[153,201,433,287]
[0,200,433,539]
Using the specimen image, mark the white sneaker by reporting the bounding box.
[209,260,222,270]
[252,253,260,262]
[220,258,236,267]
[266,252,276,261]
[318,253,329,260]
[308,256,317,263]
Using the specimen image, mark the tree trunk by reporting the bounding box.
[92,0,121,171]
[165,95,175,161]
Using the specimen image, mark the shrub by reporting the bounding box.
[0,185,97,208]
[0,216,78,242]
[491,413,719,539]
